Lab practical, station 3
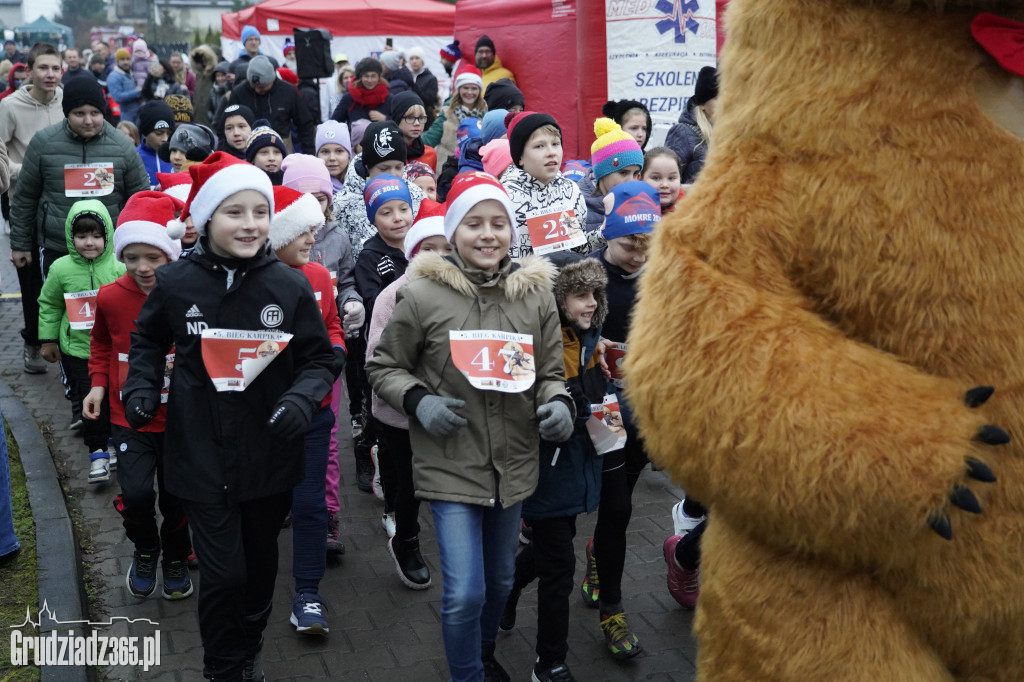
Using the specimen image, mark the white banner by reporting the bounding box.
[606,0,717,147]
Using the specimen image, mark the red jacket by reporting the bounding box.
[89,274,169,431]
[299,261,345,408]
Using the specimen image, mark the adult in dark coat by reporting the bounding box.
[225,56,314,153]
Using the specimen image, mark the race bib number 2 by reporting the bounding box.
[525,209,586,255]
[64,289,99,330]
[200,329,293,392]
[449,330,535,393]
[64,163,115,197]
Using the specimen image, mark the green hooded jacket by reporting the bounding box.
[38,200,125,358]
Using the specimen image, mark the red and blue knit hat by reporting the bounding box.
[590,118,644,182]
[364,174,412,225]
[603,181,661,240]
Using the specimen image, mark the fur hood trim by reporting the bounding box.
[409,252,556,301]
[190,45,219,77]
[554,257,608,329]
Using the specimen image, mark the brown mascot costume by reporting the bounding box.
[628,0,1024,679]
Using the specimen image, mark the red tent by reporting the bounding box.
[222,0,456,40]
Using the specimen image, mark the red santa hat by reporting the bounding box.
[175,151,275,236]
[442,171,514,243]
[404,199,447,260]
[269,186,326,250]
[114,191,185,261]
[452,64,484,93]
[157,172,192,203]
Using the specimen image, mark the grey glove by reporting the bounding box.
[415,395,467,438]
[537,400,573,443]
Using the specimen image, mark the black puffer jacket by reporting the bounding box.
[123,239,336,503]
[226,79,314,153]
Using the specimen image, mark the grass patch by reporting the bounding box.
[0,418,41,681]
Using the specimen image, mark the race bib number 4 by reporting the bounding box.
[449,330,536,393]
[201,329,293,392]
[525,209,586,255]
[64,163,115,197]
[64,290,99,330]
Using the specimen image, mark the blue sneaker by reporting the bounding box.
[290,593,329,635]
[127,549,158,598]
[162,559,194,600]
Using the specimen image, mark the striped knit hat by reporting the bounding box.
[590,118,644,182]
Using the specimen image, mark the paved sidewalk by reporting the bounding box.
[1,232,698,681]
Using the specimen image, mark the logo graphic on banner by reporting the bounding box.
[656,0,702,43]
[449,330,536,393]
[200,329,292,392]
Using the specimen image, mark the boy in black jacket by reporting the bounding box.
[123,152,339,681]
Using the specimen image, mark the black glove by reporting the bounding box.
[928,386,1004,540]
[267,397,313,441]
[331,346,347,379]
[376,256,396,283]
[125,393,159,430]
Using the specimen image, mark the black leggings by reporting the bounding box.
[377,422,422,540]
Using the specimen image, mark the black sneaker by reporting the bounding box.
[162,559,194,600]
[499,588,520,632]
[532,662,576,682]
[388,536,431,589]
[242,641,264,681]
[127,548,159,598]
[482,650,510,682]
[326,511,346,555]
[355,450,374,493]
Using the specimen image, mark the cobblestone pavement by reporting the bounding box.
[1,232,698,681]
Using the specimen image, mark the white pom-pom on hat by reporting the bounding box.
[114,191,186,262]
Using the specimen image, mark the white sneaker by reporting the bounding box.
[381,512,396,539]
[672,499,705,537]
[370,445,384,502]
[88,453,110,484]
[109,451,118,472]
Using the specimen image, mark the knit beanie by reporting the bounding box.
[453,64,484,92]
[440,40,461,62]
[169,124,216,162]
[456,117,481,151]
[691,66,718,107]
[459,137,485,173]
[157,172,192,203]
[62,77,106,116]
[590,118,644,181]
[176,151,275,235]
[360,121,407,171]
[561,159,591,183]
[507,112,560,168]
[380,50,403,72]
[269,185,325,249]
[281,153,333,197]
[165,94,193,124]
[355,57,383,80]
[404,160,435,181]
[133,39,149,57]
[282,38,295,56]
[350,119,370,151]
[602,181,661,240]
[407,46,426,62]
[247,55,276,85]
[484,79,523,112]
[315,120,352,156]
[481,109,508,144]
[138,100,175,138]
[602,99,653,150]
[443,171,514,243]
[481,139,512,179]
[390,91,424,123]
[241,25,260,45]
[475,35,495,53]
[115,48,130,61]
[213,61,231,75]
[114,191,185,261]
[364,174,412,225]
[246,119,288,163]
[219,103,255,131]
[404,199,447,260]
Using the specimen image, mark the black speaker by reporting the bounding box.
[293,28,333,79]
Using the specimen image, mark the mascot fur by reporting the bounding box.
[628,0,1024,679]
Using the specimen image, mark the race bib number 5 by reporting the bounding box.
[449,330,536,393]
[64,163,115,197]
[201,329,293,392]
[64,290,99,330]
[525,209,586,255]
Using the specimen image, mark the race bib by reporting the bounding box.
[200,329,293,392]
[64,290,99,330]
[449,330,536,393]
[64,163,115,197]
[118,352,174,403]
[525,208,586,255]
[606,342,627,388]
[586,393,627,454]
[329,270,339,300]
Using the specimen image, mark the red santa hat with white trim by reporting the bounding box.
[172,151,275,236]
[114,191,185,262]
[404,199,448,260]
[157,172,192,204]
[269,186,326,250]
[442,171,514,243]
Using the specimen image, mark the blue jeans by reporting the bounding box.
[292,406,334,594]
[430,499,522,682]
[0,405,20,558]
